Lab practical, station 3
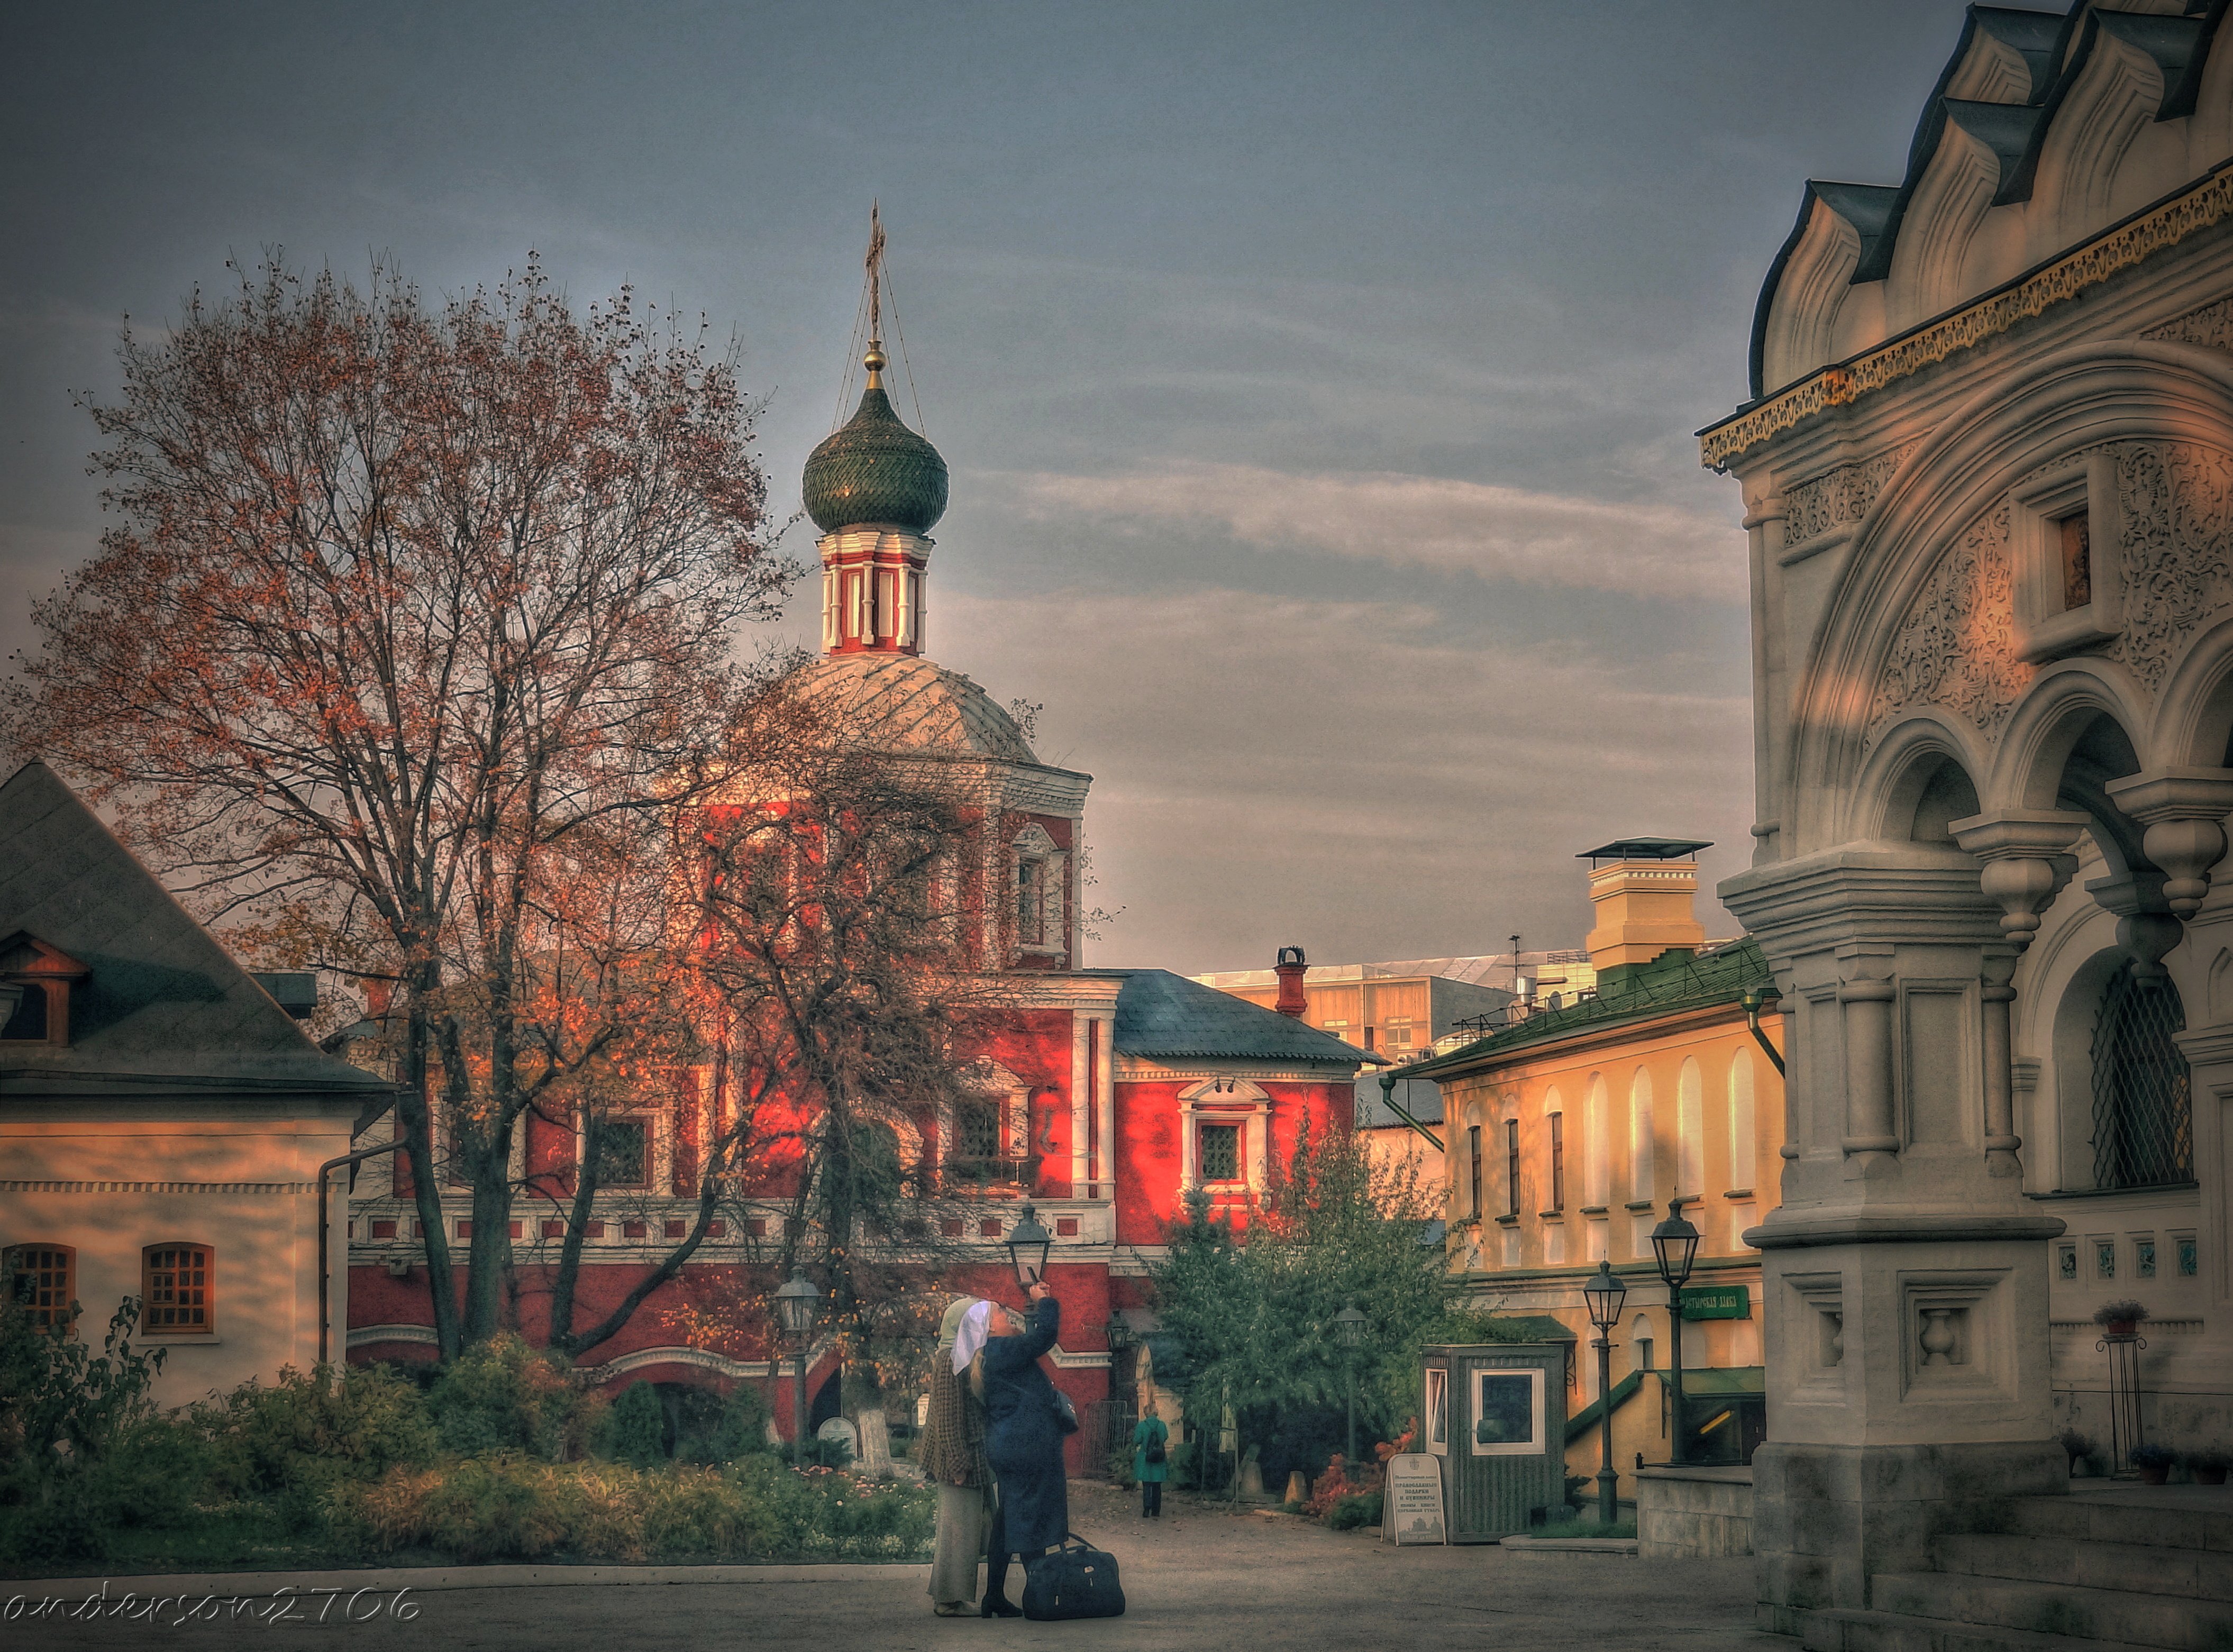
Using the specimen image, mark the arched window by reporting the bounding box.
[1677,1057,1705,1197]
[1583,1073,1610,1207]
[5,1243,74,1329]
[1630,1312,1655,1374]
[143,1243,213,1335]
[1628,1067,1655,1201]
[2091,963,2193,1190]
[1728,1048,1757,1191]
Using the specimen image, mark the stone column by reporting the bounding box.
[1070,1015,1091,1195]
[1951,810,2086,1179]
[1093,1015,1116,1201]
[1722,845,2066,1633]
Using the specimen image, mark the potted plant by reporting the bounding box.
[2129,1441,2178,1485]
[2189,1448,2230,1488]
[2093,1300,2150,1338]
[2056,1427,2099,1476]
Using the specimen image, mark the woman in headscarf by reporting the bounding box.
[977,1278,1065,1618]
[921,1297,994,1617]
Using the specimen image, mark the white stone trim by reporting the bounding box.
[1093,1015,1116,1201]
[1047,1345,1112,1370]
[348,1322,439,1347]
[0,1180,312,1194]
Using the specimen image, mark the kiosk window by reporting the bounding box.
[1471,1368,1545,1456]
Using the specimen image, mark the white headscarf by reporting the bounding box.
[952,1299,994,1374]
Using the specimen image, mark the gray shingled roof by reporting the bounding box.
[1102,969,1371,1065]
[0,761,392,1099]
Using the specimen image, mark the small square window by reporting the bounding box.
[664,1219,687,1239]
[2178,1236,2199,1277]
[1056,1217,1079,1237]
[623,1220,647,1238]
[508,1221,522,1239]
[457,1220,473,1239]
[748,1218,768,1238]
[2137,1238,2157,1279]
[2057,1243,2078,1282]
[979,1219,1001,1238]
[2095,1239,2116,1280]
[370,1219,397,1240]
[1200,1122,1241,1182]
[707,1220,726,1238]
[584,1220,605,1239]
[543,1219,566,1239]
[941,1219,963,1238]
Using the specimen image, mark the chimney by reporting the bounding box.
[1580,838,1711,991]
[1273,946,1309,1018]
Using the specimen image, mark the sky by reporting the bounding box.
[0,0,1985,972]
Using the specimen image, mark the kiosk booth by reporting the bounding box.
[1420,1341,1571,1542]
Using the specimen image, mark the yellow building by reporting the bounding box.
[1405,840,1786,1512]
[1193,953,1513,1059]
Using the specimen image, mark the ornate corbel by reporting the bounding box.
[1949,810,2089,951]
[2104,769,2233,919]
[2086,870,2182,981]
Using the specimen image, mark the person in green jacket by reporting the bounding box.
[1132,1398,1170,1518]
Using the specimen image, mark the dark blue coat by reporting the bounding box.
[981,1297,1069,1555]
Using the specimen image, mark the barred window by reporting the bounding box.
[594,1116,651,1188]
[5,1243,74,1329]
[143,1244,212,1334]
[957,1101,1002,1161]
[1199,1122,1240,1183]
[2091,962,2193,1191]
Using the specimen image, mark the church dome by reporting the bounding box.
[791,653,1036,763]
[801,355,949,535]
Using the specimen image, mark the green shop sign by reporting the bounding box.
[1679,1284,1751,1321]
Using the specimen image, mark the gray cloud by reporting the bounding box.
[996,463,1747,601]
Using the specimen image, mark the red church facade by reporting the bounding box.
[343,318,1368,1466]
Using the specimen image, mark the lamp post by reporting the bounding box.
[773,1267,821,1466]
[1648,1200,1701,1466]
[1333,1302,1369,1464]
[1005,1202,1053,1291]
[1583,1260,1628,1526]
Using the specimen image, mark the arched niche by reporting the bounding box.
[1861,731,1982,845]
[2147,611,2233,770]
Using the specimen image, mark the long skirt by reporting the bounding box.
[929,1482,991,1605]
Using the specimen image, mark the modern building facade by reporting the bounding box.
[1705,1,2233,1634]
[1195,955,1515,1058]
[1405,841,1787,1510]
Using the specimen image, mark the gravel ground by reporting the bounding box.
[13,1479,1781,1652]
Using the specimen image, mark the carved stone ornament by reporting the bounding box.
[1868,499,2033,744]
[2142,294,2233,356]
[2110,442,2233,693]
[1784,442,1921,547]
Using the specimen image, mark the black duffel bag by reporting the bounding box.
[1022,1531,1126,1621]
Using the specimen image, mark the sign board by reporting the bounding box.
[817,1416,860,1461]
[1382,1453,1448,1546]
[1680,1284,1752,1321]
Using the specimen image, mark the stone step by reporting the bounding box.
[1937,1533,2233,1603]
[1872,1571,2233,1651]
[1800,1606,2172,1652]
[2004,1494,2233,1555]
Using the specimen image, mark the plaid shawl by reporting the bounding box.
[918,1346,990,1487]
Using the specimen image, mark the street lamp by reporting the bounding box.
[773,1266,822,1466]
[1334,1302,1369,1464]
[1005,1202,1053,1291]
[1648,1200,1701,1466]
[1582,1261,1628,1526]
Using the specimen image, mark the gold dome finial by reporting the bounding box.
[864,340,886,388]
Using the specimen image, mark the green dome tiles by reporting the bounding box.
[802,385,949,534]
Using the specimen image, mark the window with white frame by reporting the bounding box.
[1011,825,1064,955]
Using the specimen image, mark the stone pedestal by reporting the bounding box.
[1722,845,2068,1631]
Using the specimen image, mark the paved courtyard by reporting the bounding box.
[14,1481,1780,1652]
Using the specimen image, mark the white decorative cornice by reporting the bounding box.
[0,1179,313,1194]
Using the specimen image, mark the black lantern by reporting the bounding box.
[1006,1202,1053,1288]
[1649,1201,1701,1291]
[1583,1261,1628,1525]
[1649,1199,1701,1466]
[773,1266,821,1339]
[1583,1260,1627,1333]
[1105,1305,1136,1354]
[1333,1302,1368,1349]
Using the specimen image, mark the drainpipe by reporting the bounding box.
[1378,1069,1444,1153]
[318,1138,406,1365]
[1740,987,1786,1078]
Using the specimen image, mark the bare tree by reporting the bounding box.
[5,254,791,1356]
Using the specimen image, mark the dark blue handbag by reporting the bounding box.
[1023,1531,1125,1621]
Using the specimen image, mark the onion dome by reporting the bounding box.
[801,345,949,535]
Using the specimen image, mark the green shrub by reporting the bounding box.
[195,1363,437,1507]
[675,1383,773,1466]
[1326,1489,1381,1529]
[595,1382,669,1468]
[425,1335,590,1460]
[1108,1447,1136,1489]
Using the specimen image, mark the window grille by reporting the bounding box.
[2090,962,2193,1191]
[595,1117,650,1187]
[144,1244,211,1333]
[5,1244,72,1328]
[958,1101,1003,1161]
[1199,1122,1239,1182]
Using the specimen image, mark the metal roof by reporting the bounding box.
[1101,968,1372,1065]
[1576,837,1714,862]
[0,761,392,1099]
